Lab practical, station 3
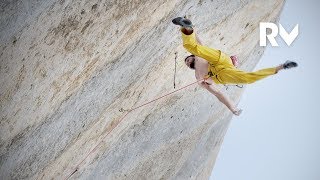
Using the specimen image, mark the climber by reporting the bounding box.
[172,17,298,116]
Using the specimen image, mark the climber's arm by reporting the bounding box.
[198,79,242,116]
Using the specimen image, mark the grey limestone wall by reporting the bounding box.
[0,0,284,179]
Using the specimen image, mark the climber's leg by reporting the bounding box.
[218,67,278,84]
[172,17,221,65]
[218,60,298,84]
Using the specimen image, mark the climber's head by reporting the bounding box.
[185,55,195,70]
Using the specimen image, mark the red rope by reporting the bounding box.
[64,78,205,179]
[64,111,131,180]
[130,78,204,111]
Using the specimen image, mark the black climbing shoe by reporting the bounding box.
[172,17,193,28]
[283,60,298,69]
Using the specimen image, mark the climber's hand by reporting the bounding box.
[232,108,243,116]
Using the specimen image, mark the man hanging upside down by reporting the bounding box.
[172,17,298,116]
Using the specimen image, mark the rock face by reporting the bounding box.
[0,0,284,179]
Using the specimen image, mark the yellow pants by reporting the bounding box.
[182,32,277,84]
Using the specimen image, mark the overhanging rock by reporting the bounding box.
[0,0,284,179]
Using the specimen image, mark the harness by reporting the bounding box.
[207,67,243,90]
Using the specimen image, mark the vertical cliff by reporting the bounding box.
[0,0,284,179]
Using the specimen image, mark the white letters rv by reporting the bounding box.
[260,22,299,46]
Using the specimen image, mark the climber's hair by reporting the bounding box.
[185,55,195,70]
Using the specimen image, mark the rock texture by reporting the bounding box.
[0,0,284,179]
